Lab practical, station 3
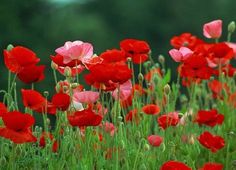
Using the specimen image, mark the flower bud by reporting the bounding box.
[158,55,165,64]
[64,66,72,77]
[127,57,132,62]
[51,61,58,70]
[143,143,150,151]
[138,73,144,82]
[143,61,151,68]
[71,83,79,89]
[228,21,236,34]
[164,84,171,95]
[6,44,14,51]
[43,91,49,98]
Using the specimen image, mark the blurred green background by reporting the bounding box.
[0,0,236,93]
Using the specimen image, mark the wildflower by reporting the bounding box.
[198,131,225,153]
[157,112,179,129]
[203,20,222,39]
[199,162,223,170]
[0,111,37,144]
[52,92,71,111]
[160,160,192,170]
[169,47,193,62]
[147,135,163,147]
[142,104,160,115]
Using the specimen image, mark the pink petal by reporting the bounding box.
[203,20,222,39]
[112,80,132,101]
[179,47,193,60]
[226,42,236,59]
[147,135,163,147]
[73,91,99,103]
[169,49,183,62]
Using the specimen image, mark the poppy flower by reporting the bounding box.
[125,109,139,123]
[147,135,163,147]
[17,65,45,84]
[169,47,193,62]
[85,62,132,91]
[21,89,46,110]
[55,40,93,64]
[199,162,223,170]
[112,80,132,101]
[0,103,8,117]
[170,32,204,50]
[101,122,116,136]
[157,112,179,129]
[226,42,236,59]
[100,49,126,63]
[3,46,40,73]
[52,92,71,111]
[206,43,234,67]
[142,104,160,115]
[160,160,192,170]
[39,132,59,153]
[203,20,222,39]
[208,80,229,99]
[73,90,99,104]
[0,111,37,144]
[68,108,102,127]
[195,109,224,127]
[180,54,213,80]
[120,39,150,64]
[198,131,225,153]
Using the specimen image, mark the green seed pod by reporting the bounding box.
[43,91,49,98]
[143,61,151,68]
[143,143,150,151]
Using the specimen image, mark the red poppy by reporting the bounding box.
[142,104,160,115]
[170,32,204,50]
[85,62,132,91]
[100,49,126,63]
[68,108,102,127]
[195,109,224,127]
[208,80,229,99]
[160,160,192,170]
[125,109,138,123]
[198,131,225,153]
[39,132,59,153]
[120,39,150,64]
[52,92,71,111]
[21,89,46,110]
[157,112,179,129]
[213,64,236,77]
[17,65,45,84]
[147,135,163,147]
[0,111,37,144]
[3,46,40,73]
[206,42,234,67]
[179,54,213,80]
[0,102,8,117]
[199,162,223,170]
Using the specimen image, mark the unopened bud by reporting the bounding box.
[51,61,58,70]
[71,83,79,89]
[143,61,151,68]
[164,84,171,95]
[143,143,150,151]
[6,44,14,51]
[158,55,165,64]
[138,73,144,82]
[64,66,72,77]
[127,57,132,62]
[43,91,49,98]
[228,21,236,34]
